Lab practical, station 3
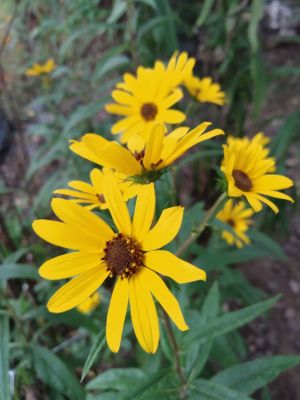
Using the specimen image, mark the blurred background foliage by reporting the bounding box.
[0,0,300,399]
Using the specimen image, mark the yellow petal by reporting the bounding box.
[39,251,102,280]
[103,174,131,235]
[162,109,186,124]
[142,206,183,251]
[83,134,142,176]
[51,198,114,243]
[32,220,101,252]
[69,138,105,166]
[256,189,294,202]
[47,266,109,313]
[254,174,294,190]
[142,268,188,331]
[106,278,129,352]
[132,183,155,240]
[68,180,95,194]
[145,250,206,283]
[143,124,164,170]
[105,103,132,115]
[129,273,159,353]
[255,194,279,213]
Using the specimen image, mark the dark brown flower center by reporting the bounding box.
[140,103,158,121]
[96,193,105,203]
[103,233,144,279]
[232,169,252,192]
[227,218,235,227]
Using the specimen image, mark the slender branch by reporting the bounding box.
[162,311,187,400]
[176,192,227,257]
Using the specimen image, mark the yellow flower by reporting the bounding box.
[185,75,226,106]
[54,168,138,210]
[32,180,206,353]
[77,292,100,314]
[105,52,195,143]
[70,123,224,184]
[216,199,254,248]
[26,58,56,77]
[221,139,294,213]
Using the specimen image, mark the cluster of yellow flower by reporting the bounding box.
[32,52,294,353]
[25,58,56,77]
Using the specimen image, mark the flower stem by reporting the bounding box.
[162,311,187,400]
[176,192,227,257]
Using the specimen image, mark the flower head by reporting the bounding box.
[185,75,226,106]
[32,180,206,353]
[70,123,224,184]
[105,52,195,143]
[216,199,254,248]
[221,138,294,213]
[77,292,100,314]
[26,58,56,77]
[54,168,138,210]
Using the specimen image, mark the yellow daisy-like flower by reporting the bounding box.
[77,291,100,314]
[26,58,56,77]
[221,139,294,213]
[70,123,224,184]
[54,168,138,210]
[105,52,195,143]
[216,199,254,248]
[32,180,206,353]
[185,75,226,106]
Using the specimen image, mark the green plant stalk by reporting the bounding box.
[162,310,187,400]
[176,192,227,257]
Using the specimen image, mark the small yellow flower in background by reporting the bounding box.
[70,122,224,184]
[105,52,195,143]
[216,199,254,248]
[54,168,138,210]
[77,291,100,314]
[221,138,294,213]
[25,58,56,77]
[32,180,206,353]
[185,75,226,106]
[153,51,196,92]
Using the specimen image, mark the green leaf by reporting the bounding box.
[31,344,85,400]
[62,101,106,136]
[186,283,220,378]
[0,313,10,400]
[0,264,39,281]
[271,111,300,163]
[248,230,287,261]
[87,368,146,391]
[189,379,253,400]
[212,355,300,395]
[94,55,130,81]
[81,329,105,382]
[122,369,172,400]
[107,0,127,23]
[184,295,279,346]
[247,0,264,53]
[195,0,216,27]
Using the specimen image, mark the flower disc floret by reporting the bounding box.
[103,233,144,278]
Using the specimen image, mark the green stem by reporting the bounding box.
[176,192,227,257]
[162,311,187,400]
